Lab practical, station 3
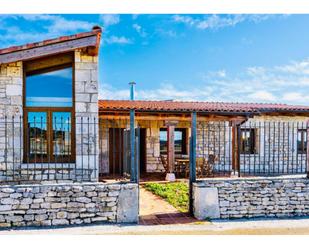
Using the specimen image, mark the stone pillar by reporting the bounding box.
[74,50,99,181]
[165,121,178,181]
[0,62,23,180]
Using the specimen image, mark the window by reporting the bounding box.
[240,128,256,154]
[160,128,187,154]
[24,63,74,163]
[26,67,73,107]
[297,129,307,154]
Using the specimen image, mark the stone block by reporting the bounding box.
[52,219,69,226]
[193,186,220,220]
[6,84,22,96]
[116,185,138,223]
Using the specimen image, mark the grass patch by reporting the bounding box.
[143,182,189,212]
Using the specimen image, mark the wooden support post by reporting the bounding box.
[189,112,197,216]
[165,121,178,181]
[167,125,175,174]
[306,120,309,178]
[231,121,241,177]
[190,112,197,183]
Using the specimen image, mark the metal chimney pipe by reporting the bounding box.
[129,82,136,101]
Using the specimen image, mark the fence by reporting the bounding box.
[0,116,98,184]
[195,120,308,178]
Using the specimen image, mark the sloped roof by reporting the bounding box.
[0,26,102,64]
[98,99,309,115]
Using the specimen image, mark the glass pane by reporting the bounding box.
[160,130,167,153]
[27,112,48,160]
[174,130,183,153]
[52,112,71,159]
[26,67,72,107]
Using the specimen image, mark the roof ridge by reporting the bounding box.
[98,99,297,107]
[0,26,102,55]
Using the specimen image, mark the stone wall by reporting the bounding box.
[0,50,100,183]
[0,62,23,181]
[196,121,231,173]
[75,50,99,181]
[239,116,308,174]
[193,176,309,220]
[0,182,138,228]
[98,119,192,174]
[196,116,308,175]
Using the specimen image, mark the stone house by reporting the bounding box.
[98,100,309,179]
[0,27,102,182]
[1,27,309,183]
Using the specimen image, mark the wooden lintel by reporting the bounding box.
[0,35,97,65]
[164,120,179,127]
[99,114,246,122]
[24,53,73,73]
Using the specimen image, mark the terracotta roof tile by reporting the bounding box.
[98,100,309,114]
[0,26,102,55]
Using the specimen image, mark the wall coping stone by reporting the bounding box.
[194,174,308,186]
[0,181,136,189]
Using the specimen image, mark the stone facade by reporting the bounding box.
[99,119,191,174]
[0,62,23,181]
[195,116,308,175]
[193,176,309,220]
[75,50,99,181]
[0,182,138,228]
[99,115,308,176]
[0,50,99,182]
[0,61,23,117]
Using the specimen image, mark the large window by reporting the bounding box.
[240,128,256,154]
[24,63,74,163]
[297,129,307,154]
[160,128,187,154]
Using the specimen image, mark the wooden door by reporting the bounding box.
[109,128,124,175]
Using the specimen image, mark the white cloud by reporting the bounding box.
[100,14,120,27]
[155,28,177,38]
[104,35,132,44]
[172,14,277,30]
[248,90,277,102]
[275,59,309,75]
[99,58,309,105]
[0,15,95,48]
[132,23,147,37]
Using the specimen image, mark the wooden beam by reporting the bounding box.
[231,121,241,176]
[0,35,97,64]
[99,114,248,122]
[24,53,73,73]
[167,125,175,174]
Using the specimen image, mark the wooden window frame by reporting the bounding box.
[23,55,75,163]
[159,128,187,155]
[240,128,256,155]
[297,129,307,155]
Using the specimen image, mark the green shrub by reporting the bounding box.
[144,182,189,213]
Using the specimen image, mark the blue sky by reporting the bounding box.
[1,14,309,105]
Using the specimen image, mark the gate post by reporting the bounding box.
[129,82,137,183]
[189,112,197,215]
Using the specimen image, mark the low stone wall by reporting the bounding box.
[0,182,138,228]
[193,176,309,220]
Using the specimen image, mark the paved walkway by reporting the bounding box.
[2,217,309,234]
[139,186,197,225]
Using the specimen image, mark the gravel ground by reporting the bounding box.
[1,217,309,235]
